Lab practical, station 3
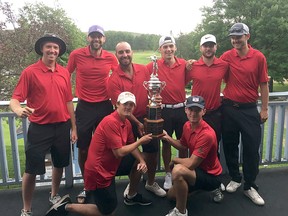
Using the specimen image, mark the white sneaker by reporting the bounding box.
[226,180,241,193]
[145,182,166,197]
[123,183,130,198]
[49,193,61,205]
[244,187,265,206]
[163,172,172,190]
[166,207,188,216]
[21,209,33,216]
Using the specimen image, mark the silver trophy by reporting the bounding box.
[143,55,166,137]
[143,55,166,106]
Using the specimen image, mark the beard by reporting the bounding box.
[90,41,102,50]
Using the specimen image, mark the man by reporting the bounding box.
[220,23,269,206]
[10,33,77,216]
[162,96,223,216]
[146,35,189,190]
[108,41,166,198]
[67,25,118,202]
[46,92,153,216]
[187,34,229,144]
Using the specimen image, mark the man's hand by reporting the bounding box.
[260,109,268,123]
[14,107,34,118]
[139,133,153,145]
[186,59,197,71]
[137,162,148,173]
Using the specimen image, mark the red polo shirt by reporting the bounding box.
[187,57,229,110]
[108,64,150,118]
[221,45,269,103]
[84,111,135,189]
[67,46,118,102]
[146,57,188,104]
[180,120,222,175]
[12,60,73,124]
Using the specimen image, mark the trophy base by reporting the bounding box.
[144,118,164,138]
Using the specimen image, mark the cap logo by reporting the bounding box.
[192,97,200,102]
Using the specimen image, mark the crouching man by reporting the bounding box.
[162,96,223,216]
[46,92,153,216]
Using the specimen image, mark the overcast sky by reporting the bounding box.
[5,0,214,36]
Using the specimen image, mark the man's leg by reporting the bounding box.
[143,152,157,185]
[168,164,195,214]
[51,167,64,197]
[66,203,113,216]
[22,172,36,212]
[78,147,89,177]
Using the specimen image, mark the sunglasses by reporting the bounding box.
[229,27,248,34]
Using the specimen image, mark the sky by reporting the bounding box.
[4,0,214,36]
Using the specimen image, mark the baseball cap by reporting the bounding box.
[229,23,250,36]
[159,35,176,48]
[117,91,136,105]
[200,34,217,46]
[88,25,105,36]
[186,96,205,109]
[34,33,66,56]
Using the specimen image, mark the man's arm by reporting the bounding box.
[161,131,187,151]
[10,98,34,118]
[112,134,152,158]
[67,101,77,143]
[172,154,203,170]
[259,82,269,123]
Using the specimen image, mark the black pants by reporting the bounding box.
[221,104,261,190]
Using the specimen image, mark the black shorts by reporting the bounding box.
[131,116,159,153]
[25,120,71,175]
[162,107,187,139]
[91,179,117,215]
[116,154,136,176]
[188,168,221,192]
[75,99,113,149]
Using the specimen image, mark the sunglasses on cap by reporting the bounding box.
[229,27,248,34]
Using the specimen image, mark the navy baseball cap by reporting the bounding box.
[186,96,205,109]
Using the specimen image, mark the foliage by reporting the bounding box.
[0,1,86,101]
[178,0,288,82]
[104,31,160,51]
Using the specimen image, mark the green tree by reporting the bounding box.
[0,1,86,101]
[178,0,288,82]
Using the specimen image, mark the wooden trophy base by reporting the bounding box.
[144,118,164,138]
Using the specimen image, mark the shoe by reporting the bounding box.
[145,182,167,197]
[46,194,71,216]
[166,207,188,216]
[211,188,224,203]
[49,193,61,205]
[20,209,32,216]
[76,189,88,204]
[123,183,130,198]
[244,187,265,206]
[163,172,172,190]
[124,193,152,206]
[220,183,225,191]
[226,180,241,193]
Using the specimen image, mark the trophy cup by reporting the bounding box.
[143,55,166,138]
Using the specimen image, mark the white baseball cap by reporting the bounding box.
[200,34,217,46]
[159,35,176,48]
[117,92,136,105]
